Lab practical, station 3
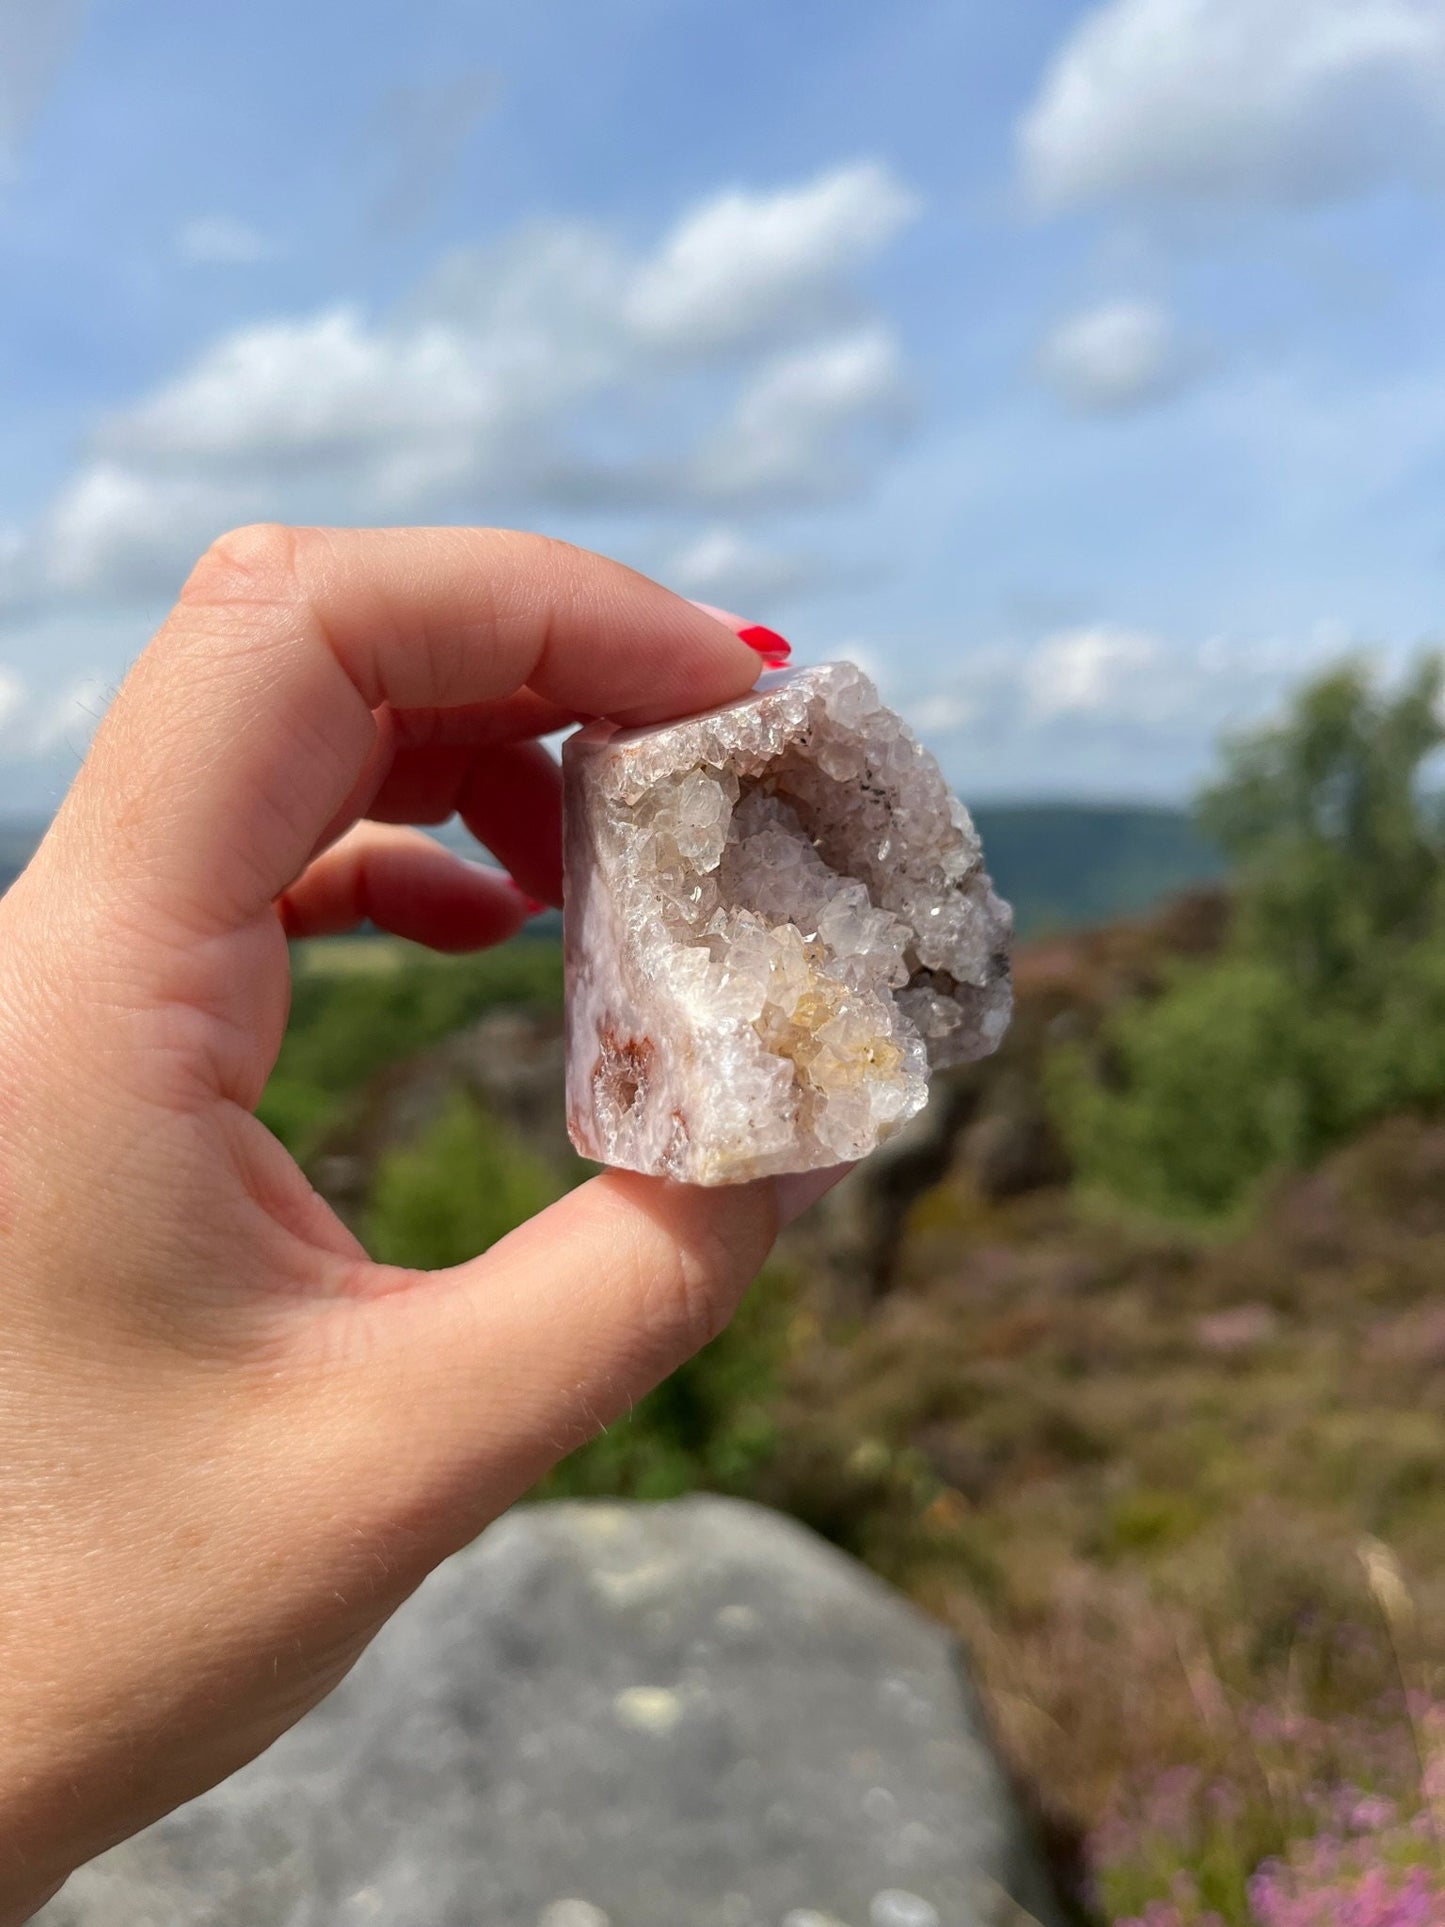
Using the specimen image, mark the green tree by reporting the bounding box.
[1053,654,1445,1219]
[1050,958,1310,1219]
[1199,656,1445,994]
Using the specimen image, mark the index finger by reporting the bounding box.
[51,525,761,937]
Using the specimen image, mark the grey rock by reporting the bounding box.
[39,1498,1062,1927]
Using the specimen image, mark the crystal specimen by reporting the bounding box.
[563,662,1012,1185]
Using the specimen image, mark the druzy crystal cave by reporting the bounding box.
[563,663,1013,1185]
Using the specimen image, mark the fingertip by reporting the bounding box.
[456,739,564,908]
[281,825,534,952]
[682,599,792,671]
[597,583,763,729]
[495,871,549,918]
[774,1163,853,1228]
[686,599,747,629]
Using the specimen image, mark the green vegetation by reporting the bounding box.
[787,1117,1445,1918]
[258,936,562,1160]
[366,1091,561,1268]
[1051,657,1445,1220]
[538,1266,791,1506]
[241,656,1445,1923]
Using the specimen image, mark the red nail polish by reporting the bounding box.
[738,623,792,668]
[505,878,547,916]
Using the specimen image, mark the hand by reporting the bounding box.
[0,527,823,1922]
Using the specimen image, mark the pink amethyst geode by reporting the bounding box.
[563,662,1013,1185]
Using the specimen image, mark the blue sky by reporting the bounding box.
[3,0,1445,812]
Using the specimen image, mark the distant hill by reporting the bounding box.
[970,803,1223,937]
[0,804,1223,937]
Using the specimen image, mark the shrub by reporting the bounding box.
[259,937,562,1157]
[539,1264,790,1504]
[1051,657,1445,1220]
[1050,959,1310,1220]
[365,1091,559,1269]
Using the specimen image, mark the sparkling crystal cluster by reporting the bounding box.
[563,662,1013,1185]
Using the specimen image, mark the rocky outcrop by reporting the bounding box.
[40,1499,1062,1927]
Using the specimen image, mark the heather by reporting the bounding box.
[261,657,1445,1923]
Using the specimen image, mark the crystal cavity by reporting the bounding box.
[563,662,1012,1185]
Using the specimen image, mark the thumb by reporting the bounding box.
[335,1171,783,1546]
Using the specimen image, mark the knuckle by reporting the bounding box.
[179,522,315,611]
[490,526,566,567]
[638,1205,763,1365]
[643,1251,722,1364]
[493,529,594,602]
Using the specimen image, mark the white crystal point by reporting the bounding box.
[563,661,1013,1185]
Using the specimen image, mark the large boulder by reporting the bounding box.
[40,1498,1062,1927]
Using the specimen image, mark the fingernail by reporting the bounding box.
[774,1163,853,1229]
[685,600,793,669]
[737,623,792,668]
[503,875,547,916]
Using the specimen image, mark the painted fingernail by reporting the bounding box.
[687,599,746,628]
[774,1163,853,1229]
[685,600,793,669]
[738,623,792,668]
[504,876,547,916]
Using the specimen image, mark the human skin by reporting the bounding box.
[0,526,837,1924]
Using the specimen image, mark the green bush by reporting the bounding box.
[364,1091,559,1269]
[1051,656,1445,1220]
[258,937,562,1157]
[1050,959,1310,1219]
[539,1265,789,1504]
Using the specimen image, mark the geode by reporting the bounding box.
[563,662,1012,1185]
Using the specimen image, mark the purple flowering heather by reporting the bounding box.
[1251,1861,1441,1927]
[1095,1691,1445,1926]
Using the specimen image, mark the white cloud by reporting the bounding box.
[6,160,915,608]
[0,668,25,734]
[907,690,978,736]
[0,657,115,768]
[626,160,917,354]
[663,528,823,607]
[1026,623,1166,719]
[37,463,249,599]
[103,307,495,478]
[888,625,1191,749]
[1021,0,1445,211]
[704,327,906,499]
[29,674,110,755]
[877,622,1357,801]
[176,216,274,265]
[1036,299,1189,413]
